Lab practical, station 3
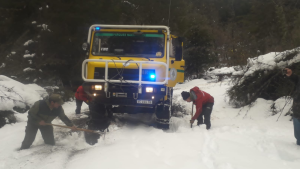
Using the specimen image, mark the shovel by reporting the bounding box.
[191,104,194,128]
[45,123,105,135]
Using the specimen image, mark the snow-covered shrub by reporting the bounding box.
[0,75,47,128]
[227,48,300,107]
[172,103,188,117]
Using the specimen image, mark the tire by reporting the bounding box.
[88,103,111,130]
[84,103,110,145]
[156,105,170,129]
[155,87,173,129]
[84,125,100,145]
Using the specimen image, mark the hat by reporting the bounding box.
[181,91,190,100]
[49,94,64,105]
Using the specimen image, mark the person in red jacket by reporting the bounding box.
[75,85,92,114]
[181,86,214,129]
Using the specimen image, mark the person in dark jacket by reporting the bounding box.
[285,68,300,146]
[75,85,92,114]
[20,94,76,150]
[181,86,214,129]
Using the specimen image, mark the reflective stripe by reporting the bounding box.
[201,91,205,96]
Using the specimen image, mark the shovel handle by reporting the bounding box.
[191,104,194,128]
[45,123,101,134]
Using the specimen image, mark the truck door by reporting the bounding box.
[167,36,185,87]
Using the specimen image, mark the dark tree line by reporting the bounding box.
[1,0,300,89]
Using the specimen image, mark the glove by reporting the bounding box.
[190,119,195,124]
[39,120,46,126]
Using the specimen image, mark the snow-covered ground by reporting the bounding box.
[1,78,300,169]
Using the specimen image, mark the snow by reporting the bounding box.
[123,0,136,7]
[24,40,34,46]
[37,24,48,30]
[207,48,300,78]
[23,67,35,72]
[207,67,235,75]
[242,48,300,77]
[0,77,300,169]
[0,63,5,68]
[44,86,59,90]
[11,52,16,55]
[0,75,46,111]
[32,21,37,24]
[42,24,48,30]
[23,53,35,58]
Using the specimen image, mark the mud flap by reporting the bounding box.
[155,104,170,129]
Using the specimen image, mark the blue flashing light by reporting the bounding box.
[95,27,100,30]
[150,74,156,79]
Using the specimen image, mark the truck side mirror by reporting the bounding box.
[175,37,184,61]
[82,42,90,51]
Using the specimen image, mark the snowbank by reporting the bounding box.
[0,75,46,111]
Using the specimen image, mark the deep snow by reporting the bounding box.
[0,78,300,169]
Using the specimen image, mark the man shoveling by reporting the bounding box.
[20,94,76,149]
[181,87,214,130]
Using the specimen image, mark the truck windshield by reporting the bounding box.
[91,32,165,58]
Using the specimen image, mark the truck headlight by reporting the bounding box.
[94,85,102,90]
[150,74,156,79]
[146,87,153,93]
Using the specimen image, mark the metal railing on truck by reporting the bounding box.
[82,59,168,94]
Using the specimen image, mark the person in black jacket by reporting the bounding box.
[20,94,77,149]
[285,68,300,146]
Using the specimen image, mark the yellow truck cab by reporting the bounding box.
[82,25,184,144]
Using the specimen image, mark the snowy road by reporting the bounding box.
[1,79,300,169]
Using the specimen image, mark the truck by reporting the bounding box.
[81,25,184,145]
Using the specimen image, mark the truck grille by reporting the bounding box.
[94,68,155,81]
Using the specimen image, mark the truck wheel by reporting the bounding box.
[155,104,170,129]
[156,88,173,129]
[84,103,110,145]
[84,123,100,145]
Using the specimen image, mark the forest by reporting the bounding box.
[1,0,300,92]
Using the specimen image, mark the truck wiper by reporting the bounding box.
[142,57,150,61]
